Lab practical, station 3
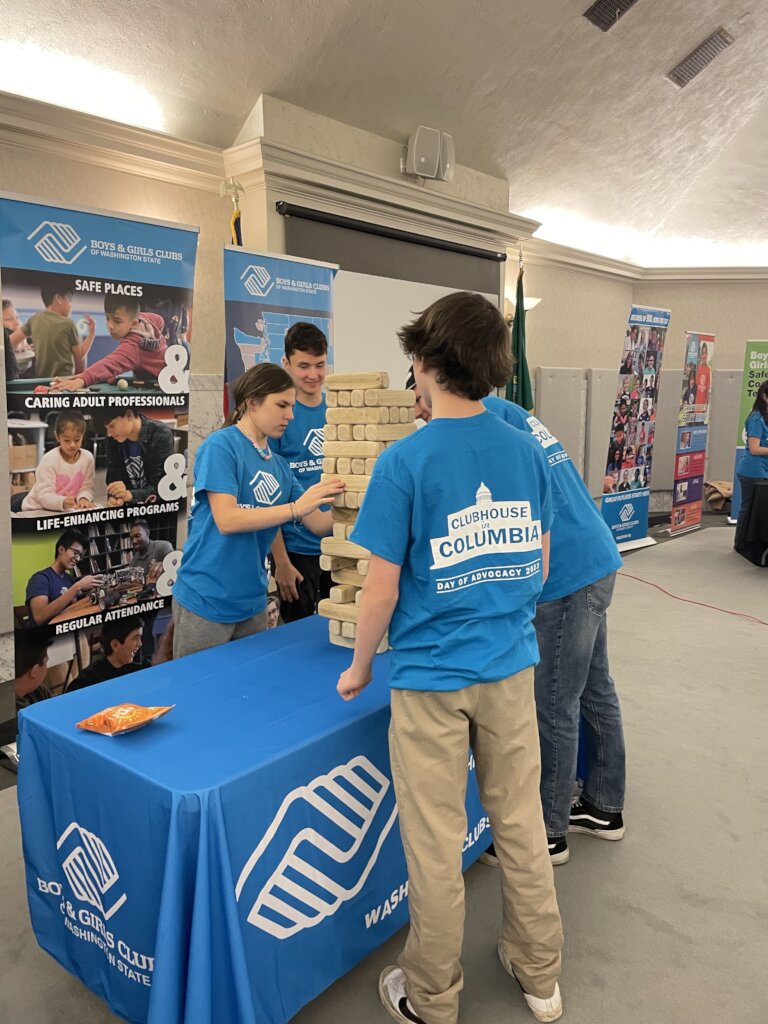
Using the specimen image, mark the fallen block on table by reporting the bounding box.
[326,371,390,390]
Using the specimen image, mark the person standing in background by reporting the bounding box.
[269,323,332,621]
[734,379,768,551]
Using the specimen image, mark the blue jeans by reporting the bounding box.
[534,572,626,838]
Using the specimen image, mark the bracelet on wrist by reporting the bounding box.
[290,501,303,525]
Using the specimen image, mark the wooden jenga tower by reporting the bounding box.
[318,371,416,651]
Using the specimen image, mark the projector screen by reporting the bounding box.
[332,271,499,387]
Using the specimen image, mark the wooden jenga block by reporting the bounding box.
[380,408,391,424]
[331,567,366,587]
[325,423,338,440]
[350,389,366,407]
[319,554,356,571]
[400,407,415,423]
[344,491,360,509]
[330,584,358,604]
[337,424,353,441]
[364,389,415,407]
[329,619,341,635]
[365,458,377,475]
[352,425,366,441]
[332,492,346,508]
[351,458,365,475]
[323,440,383,457]
[365,423,417,442]
[357,558,369,575]
[318,598,359,623]
[327,408,389,424]
[355,589,363,606]
[322,458,336,473]
[325,372,390,390]
[322,473,370,492]
[341,621,356,638]
[329,633,388,653]
[336,457,352,474]
[331,507,357,524]
[337,391,351,407]
[321,537,369,559]
[326,392,338,407]
[332,523,348,540]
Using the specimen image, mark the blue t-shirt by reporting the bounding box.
[351,412,552,692]
[483,396,621,602]
[26,566,74,621]
[174,427,303,623]
[741,411,768,479]
[269,397,326,555]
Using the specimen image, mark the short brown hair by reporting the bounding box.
[397,292,511,400]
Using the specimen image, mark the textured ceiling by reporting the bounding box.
[3,0,768,264]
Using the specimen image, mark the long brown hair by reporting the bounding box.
[223,363,295,427]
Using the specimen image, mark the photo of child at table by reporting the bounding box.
[128,519,173,658]
[11,411,95,513]
[24,529,103,626]
[104,407,175,505]
[66,616,150,692]
[14,631,53,711]
[7,275,95,379]
[172,364,345,659]
[337,293,563,1024]
[49,295,167,391]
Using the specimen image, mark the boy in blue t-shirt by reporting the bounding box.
[269,323,331,621]
[337,293,563,1024]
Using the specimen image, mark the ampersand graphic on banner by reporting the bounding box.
[158,344,189,394]
[158,454,187,501]
[155,550,182,598]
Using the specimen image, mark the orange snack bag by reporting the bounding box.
[76,703,175,736]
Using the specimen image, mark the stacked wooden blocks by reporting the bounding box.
[318,371,416,651]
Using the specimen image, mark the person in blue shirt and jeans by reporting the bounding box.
[270,322,332,621]
[734,379,768,551]
[337,293,564,1024]
[173,364,344,659]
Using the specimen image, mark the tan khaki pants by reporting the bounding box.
[389,668,563,1024]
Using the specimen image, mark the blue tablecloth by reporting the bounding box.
[18,617,488,1024]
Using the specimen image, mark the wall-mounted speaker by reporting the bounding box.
[405,126,441,178]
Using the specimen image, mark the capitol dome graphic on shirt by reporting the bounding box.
[475,482,492,505]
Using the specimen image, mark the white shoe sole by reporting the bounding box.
[497,943,563,1022]
[569,823,625,840]
[549,845,570,865]
[378,966,423,1024]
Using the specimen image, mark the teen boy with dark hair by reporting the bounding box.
[68,616,149,690]
[25,529,102,626]
[337,292,564,1024]
[14,632,53,709]
[269,322,332,620]
[9,276,95,379]
[104,407,175,506]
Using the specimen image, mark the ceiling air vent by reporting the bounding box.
[667,28,734,87]
[583,0,641,32]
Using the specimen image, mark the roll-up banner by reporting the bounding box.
[223,247,337,413]
[601,305,672,549]
[670,333,715,536]
[2,193,197,703]
[730,341,768,521]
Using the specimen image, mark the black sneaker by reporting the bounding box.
[548,836,569,865]
[569,796,625,840]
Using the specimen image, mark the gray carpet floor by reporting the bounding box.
[1,526,765,1023]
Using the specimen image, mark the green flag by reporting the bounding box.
[505,267,534,412]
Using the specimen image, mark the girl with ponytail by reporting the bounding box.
[172,364,344,658]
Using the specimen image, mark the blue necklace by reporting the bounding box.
[237,421,272,460]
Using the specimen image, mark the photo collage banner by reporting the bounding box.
[731,340,768,519]
[601,305,671,546]
[223,246,337,413]
[2,195,197,698]
[670,332,715,535]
